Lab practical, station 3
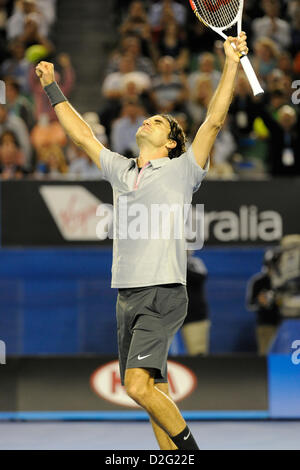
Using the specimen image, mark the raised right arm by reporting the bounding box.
[35,61,104,170]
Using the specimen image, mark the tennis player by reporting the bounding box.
[36,32,248,450]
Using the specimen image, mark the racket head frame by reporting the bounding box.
[188,0,264,97]
[189,0,244,40]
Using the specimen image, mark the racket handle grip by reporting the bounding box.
[240,55,264,96]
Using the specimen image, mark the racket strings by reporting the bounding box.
[193,0,240,29]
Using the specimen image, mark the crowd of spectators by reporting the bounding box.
[0,0,299,180]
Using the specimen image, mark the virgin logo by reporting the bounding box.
[39,185,107,240]
[90,360,197,408]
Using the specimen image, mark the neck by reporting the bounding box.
[137,142,169,167]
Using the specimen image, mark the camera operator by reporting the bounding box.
[270,235,300,319]
[246,249,282,355]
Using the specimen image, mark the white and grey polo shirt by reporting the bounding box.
[99,146,208,288]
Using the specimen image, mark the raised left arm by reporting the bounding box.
[192,32,249,169]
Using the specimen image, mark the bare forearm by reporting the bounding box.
[191,34,248,169]
[54,101,93,146]
[36,62,103,165]
[206,58,239,128]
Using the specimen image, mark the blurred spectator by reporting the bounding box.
[251,0,291,50]
[0,129,27,179]
[253,37,279,82]
[157,19,189,72]
[245,1,265,24]
[186,21,216,70]
[229,72,260,166]
[120,1,149,38]
[255,104,300,176]
[264,68,293,105]
[151,55,188,114]
[4,75,34,129]
[188,52,221,92]
[100,53,151,142]
[277,51,294,77]
[181,252,210,356]
[18,14,54,52]
[209,119,236,178]
[0,38,31,95]
[36,0,56,29]
[288,0,300,17]
[0,0,14,18]
[148,0,187,29]
[290,0,300,57]
[267,89,289,117]
[28,52,75,121]
[111,97,146,157]
[120,1,158,65]
[65,138,82,166]
[0,0,10,63]
[35,143,68,178]
[294,51,300,75]
[0,102,31,165]
[82,112,108,147]
[107,35,155,78]
[68,149,102,180]
[0,0,8,36]
[6,0,50,42]
[121,77,155,117]
[1,0,298,184]
[0,35,7,65]
[102,54,151,101]
[246,249,282,355]
[277,73,294,103]
[30,112,67,152]
[187,73,213,133]
[65,139,96,179]
[213,40,226,72]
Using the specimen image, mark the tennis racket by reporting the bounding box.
[189,0,264,96]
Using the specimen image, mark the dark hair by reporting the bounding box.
[271,89,285,98]
[161,114,186,159]
[0,130,20,148]
[5,76,20,93]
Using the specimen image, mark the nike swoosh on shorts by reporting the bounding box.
[137,354,152,360]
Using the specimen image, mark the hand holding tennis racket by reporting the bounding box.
[223,31,248,63]
[189,0,264,96]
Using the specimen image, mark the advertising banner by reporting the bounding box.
[0,356,267,415]
[268,320,300,418]
[1,179,300,247]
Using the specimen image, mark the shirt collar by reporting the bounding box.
[150,157,170,168]
[130,157,170,169]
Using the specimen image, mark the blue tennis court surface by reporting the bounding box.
[0,421,299,450]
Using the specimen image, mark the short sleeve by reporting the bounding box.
[99,147,130,186]
[179,145,209,193]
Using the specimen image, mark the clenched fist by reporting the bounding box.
[35,61,55,88]
[224,32,249,63]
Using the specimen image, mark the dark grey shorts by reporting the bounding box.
[116,283,188,385]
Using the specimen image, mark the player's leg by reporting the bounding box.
[149,382,177,450]
[120,285,199,449]
[124,367,198,449]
